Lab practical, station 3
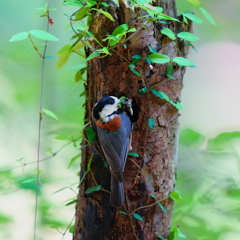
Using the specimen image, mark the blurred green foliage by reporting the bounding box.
[173,129,240,239]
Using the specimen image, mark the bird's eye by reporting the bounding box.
[109,99,115,104]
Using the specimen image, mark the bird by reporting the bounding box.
[92,96,138,207]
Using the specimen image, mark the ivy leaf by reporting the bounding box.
[128,152,139,157]
[68,153,81,169]
[75,71,83,82]
[85,127,96,143]
[129,65,142,76]
[92,8,114,21]
[112,24,129,36]
[86,51,100,61]
[65,199,77,206]
[69,226,75,233]
[56,44,72,70]
[158,202,167,213]
[183,12,202,24]
[9,32,29,42]
[173,227,187,238]
[170,190,183,202]
[172,57,196,66]
[42,109,58,120]
[177,32,200,41]
[199,7,217,26]
[138,87,147,94]
[169,100,183,110]
[184,41,198,53]
[157,234,167,240]
[119,211,127,215]
[147,53,170,64]
[148,118,155,130]
[132,213,143,221]
[29,30,59,41]
[161,28,176,40]
[148,45,157,53]
[166,63,176,79]
[85,185,102,194]
[150,89,164,99]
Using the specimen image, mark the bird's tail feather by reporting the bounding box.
[110,173,124,207]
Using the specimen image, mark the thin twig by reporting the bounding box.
[0,141,74,173]
[34,2,52,238]
[130,196,169,214]
[61,214,75,240]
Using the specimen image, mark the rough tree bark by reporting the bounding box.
[74,0,192,239]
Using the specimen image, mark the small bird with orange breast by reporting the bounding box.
[92,96,138,207]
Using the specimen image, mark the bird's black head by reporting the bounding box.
[93,96,120,121]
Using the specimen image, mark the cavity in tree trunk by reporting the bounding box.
[74,0,192,239]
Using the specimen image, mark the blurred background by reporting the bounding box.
[0,0,240,239]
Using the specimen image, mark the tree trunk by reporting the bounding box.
[74,0,192,239]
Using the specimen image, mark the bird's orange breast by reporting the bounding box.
[95,115,121,131]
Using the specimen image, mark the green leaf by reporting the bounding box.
[45,147,53,153]
[75,71,82,82]
[199,7,217,26]
[69,225,75,233]
[207,131,240,151]
[157,13,180,22]
[158,202,167,213]
[166,63,175,79]
[157,234,167,240]
[148,118,155,130]
[85,185,102,194]
[128,152,139,157]
[103,161,109,168]
[148,45,157,53]
[92,8,114,21]
[65,199,77,206]
[42,108,58,120]
[179,128,206,149]
[161,28,176,40]
[146,53,170,64]
[183,12,202,24]
[173,227,187,238]
[170,190,183,202]
[172,57,196,66]
[138,87,147,94]
[68,153,81,169]
[29,30,59,41]
[112,24,129,36]
[56,45,72,70]
[150,194,167,213]
[150,89,164,99]
[184,41,198,53]
[132,213,143,221]
[86,51,100,61]
[21,178,38,184]
[119,211,127,215]
[129,66,142,76]
[177,32,200,41]
[187,0,200,6]
[9,32,29,42]
[85,127,96,143]
[101,2,109,7]
[132,55,142,59]
[169,101,183,110]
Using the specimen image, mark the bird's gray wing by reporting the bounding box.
[97,113,131,181]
